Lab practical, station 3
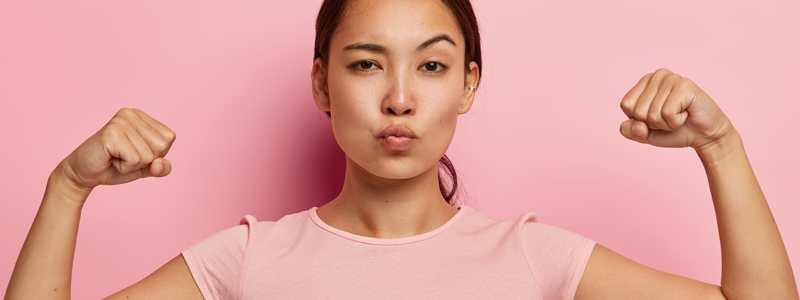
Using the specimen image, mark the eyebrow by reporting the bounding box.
[342,34,457,53]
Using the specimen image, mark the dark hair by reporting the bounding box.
[314,0,482,205]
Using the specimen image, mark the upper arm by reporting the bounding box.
[574,244,727,300]
[103,254,204,300]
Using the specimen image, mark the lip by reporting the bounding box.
[379,125,416,151]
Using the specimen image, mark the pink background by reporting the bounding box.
[1,0,798,298]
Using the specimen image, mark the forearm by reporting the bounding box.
[5,164,91,300]
[697,130,798,300]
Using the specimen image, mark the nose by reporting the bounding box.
[382,72,415,116]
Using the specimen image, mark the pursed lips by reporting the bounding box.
[379,125,416,151]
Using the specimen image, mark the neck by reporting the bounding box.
[317,156,460,239]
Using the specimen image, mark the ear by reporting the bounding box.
[459,61,480,114]
[311,57,331,113]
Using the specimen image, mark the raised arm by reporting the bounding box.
[574,68,798,300]
[5,108,202,300]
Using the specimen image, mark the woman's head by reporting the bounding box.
[311,0,481,204]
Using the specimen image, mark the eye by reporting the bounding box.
[351,61,380,72]
[420,62,447,74]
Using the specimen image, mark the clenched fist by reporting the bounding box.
[619,68,735,151]
[56,108,176,196]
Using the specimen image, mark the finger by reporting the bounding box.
[619,119,650,143]
[104,129,141,175]
[621,117,698,148]
[633,69,671,128]
[662,79,692,130]
[107,157,171,184]
[131,115,172,158]
[131,109,177,155]
[647,74,680,131]
[142,157,172,178]
[124,126,156,172]
[620,73,653,118]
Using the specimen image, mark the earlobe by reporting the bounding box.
[311,58,331,113]
[459,61,480,114]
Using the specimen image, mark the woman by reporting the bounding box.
[6,0,797,299]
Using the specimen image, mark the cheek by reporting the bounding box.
[327,71,377,155]
[416,79,463,151]
[419,74,464,119]
[328,67,383,119]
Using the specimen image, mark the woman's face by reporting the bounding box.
[312,0,479,180]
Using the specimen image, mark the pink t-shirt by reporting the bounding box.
[181,206,596,300]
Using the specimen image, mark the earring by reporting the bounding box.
[468,87,476,91]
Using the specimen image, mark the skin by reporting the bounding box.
[5,0,797,299]
[311,0,477,238]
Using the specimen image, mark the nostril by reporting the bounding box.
[388,108,395,114]
[403,109,411,114]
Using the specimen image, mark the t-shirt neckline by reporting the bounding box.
[308,205,470,245]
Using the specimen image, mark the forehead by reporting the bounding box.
[333,0,463,52]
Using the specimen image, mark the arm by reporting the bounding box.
[5,167,88,299]
[697,130,796,299]
[574,68,798,300]
[5,108,203,300]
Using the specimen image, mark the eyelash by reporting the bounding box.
[349,61,449,74]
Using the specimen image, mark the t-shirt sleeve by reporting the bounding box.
[516,212,596,300]
[181,215,259,300]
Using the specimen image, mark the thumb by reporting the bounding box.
[619,118,650,143]
[142,157,173,178]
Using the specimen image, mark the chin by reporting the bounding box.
[351,154,435,180]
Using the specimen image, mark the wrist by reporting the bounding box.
[47,161,93,205]
[695,129,745,166]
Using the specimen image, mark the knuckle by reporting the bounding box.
[115,108,134,118]
[647,111,661,122]
[102,124,124,140]
[130,108,150,120]
[661,106,676,117]
[106,117,122,126]
[141,152,155,163]
[153,139,169,152]
[108,115,131,128]
[620,101,634,112]
[654,68,673,75]
[164,130,177,142]
[661,112,679,128]
[677,77,695,90]
[633,110,648,121]
[127,154,141,167]
[663,73,681,85]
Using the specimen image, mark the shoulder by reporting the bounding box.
[459,206,595,263]
[463,207,596,300]
[507,209,596,300]
[180,209,311,300]
[193,209,311,247]
[462,206,588,246]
